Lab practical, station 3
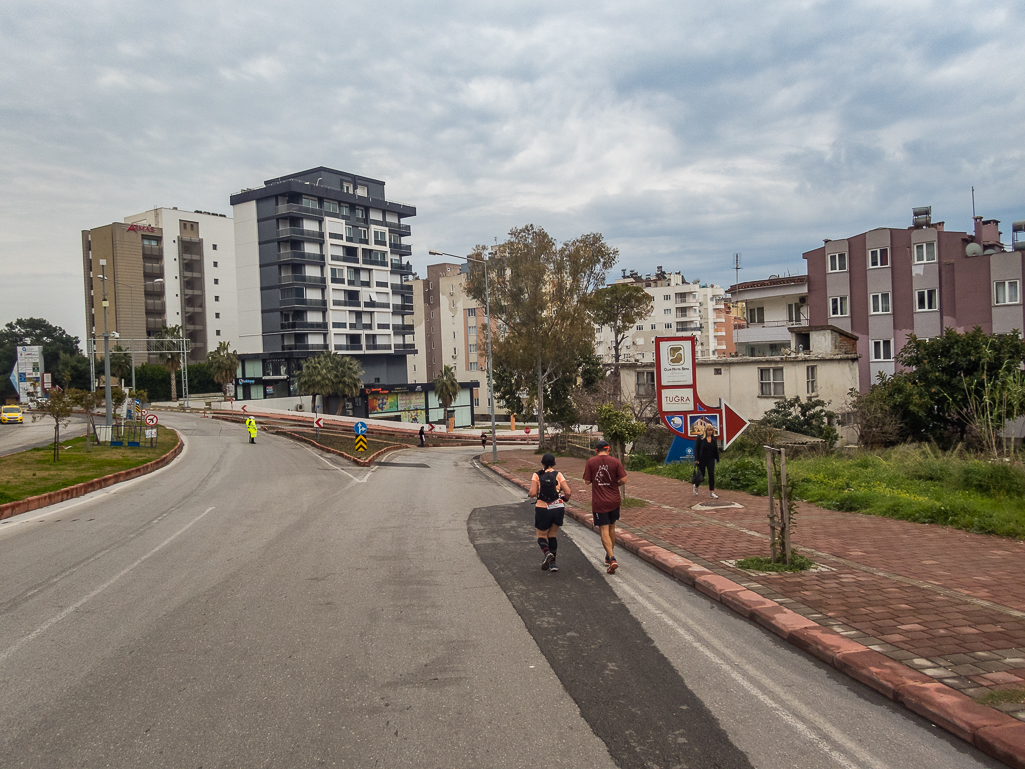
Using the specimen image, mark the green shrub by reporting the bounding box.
[627,453,660,471]
[959,461,1025,497]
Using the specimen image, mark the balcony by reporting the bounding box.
[389,244,413,257]
[393,324,414,333]
[349,323,373,330]
[329,254,360,265]
[280,321,328,331]
[366,343,392,351]
[391,282,413,293]
[277,250,325,264]
[279,297,328,309]
[145,300,166,313]
[390,260,412,274]
[334,343,362,352]
[146,318,164,331]
[362,254,388,267]
[332,299,361,308]
[276,227,324,241]
[142,246,162,257]
[279,274,327,287]
[143,263,164,277]
[376,323,391,330]
[394,344,417,353]
[375,281,390,288]
[392,303,414,313]
[364,300,389,309]
[283,343,329,352]
[330,276,346,285]
[275,203,324,217]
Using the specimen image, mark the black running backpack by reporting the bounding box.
[537,469,560,503]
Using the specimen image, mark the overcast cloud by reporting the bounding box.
[2,0,1023,342]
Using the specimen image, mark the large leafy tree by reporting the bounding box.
[296,353,363,414]
[433,365,461,423]
[0,318,84,399]
[154,325,185,402]
[207,341,240,398]
[590,284,653,405]
[465,225,617,448]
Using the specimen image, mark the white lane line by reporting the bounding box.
[303,445,373,483]
[0,432,191,534]
[604,565,888,769]
[473,460,529,500]
[0,505,217,668]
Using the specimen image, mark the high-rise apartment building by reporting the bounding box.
[82,207,236,364]
[594,268,727,365]
[804,208,1025,391]
[228,167,416,401]
[409,261,491,420]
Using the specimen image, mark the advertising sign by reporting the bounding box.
[16,345,43,401]
[658,339,693,386]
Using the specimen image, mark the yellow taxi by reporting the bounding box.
[1,405,24,424]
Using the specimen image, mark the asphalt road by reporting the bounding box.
[0,414,87,456]
[0,414,1004,768]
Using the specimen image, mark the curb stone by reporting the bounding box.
[480,456,1025,769]
[0,430,184,521]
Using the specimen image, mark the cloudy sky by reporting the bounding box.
[2,0,1023,344]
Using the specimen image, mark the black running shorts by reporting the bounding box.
[592,508,621,527]
[535,505,565,531]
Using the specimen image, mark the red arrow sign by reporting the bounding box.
[314,417,323,428]
[241,405,247,414]
[720,399,750,449]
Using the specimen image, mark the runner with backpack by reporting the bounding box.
[529,453,573,572]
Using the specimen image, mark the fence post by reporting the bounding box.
[781,448,792,565]
[765,446,777,563]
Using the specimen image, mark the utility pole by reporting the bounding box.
[100,259,112,428]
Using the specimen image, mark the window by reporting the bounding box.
[827,252,848,272]
[469,361,478,371]
[215,312,220,319]
[870,292,891,314]
[469,343,477,353]
[914,242,936,263]
[216,330,221,337]
[650,324,656,330]
[212,260,218,267]
[995,280,1020,305]
[868,247,888,268]
[302,196,318,208]
[467,308,476,317]
[871,339,893,361]
[663,294,670,301]
[635,371,655,397]
[758,367,784,397]
[663,308,671,315]
[323,200,339,213]
[664,323,672,329]
[358,228,368,240]
[468,325,477,336]
[213,278,219,285]
[806,365,817,394]
[374,231,387,245]
[473,397,479,407]
[916,289,938,311]
[214,295,220,302]
[212,244,218,251]
[787,302,805,323]
[829,296,849,317]
[747,306,764,324]
[345,225,353,238]
[636,325,644,331]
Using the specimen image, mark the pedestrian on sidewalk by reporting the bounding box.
[245,416,257,444]
[529,453,572,572]
[481,430,487,449]
[693,424,719,499]
[583,440,627,574]
[419,424,426,448]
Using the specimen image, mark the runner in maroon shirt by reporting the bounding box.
[582,440,627,573]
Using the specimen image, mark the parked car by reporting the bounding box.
[1,405,25,424]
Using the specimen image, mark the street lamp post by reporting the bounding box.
[98,276,164,415]
[100,260,112,428]
[429,250,498,463]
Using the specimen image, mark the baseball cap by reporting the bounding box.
[595,440,611,451]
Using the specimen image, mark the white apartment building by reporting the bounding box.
[594,268,727,366]
[82,207,237,363]
[727,275,808,357]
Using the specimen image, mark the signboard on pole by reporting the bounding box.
[16,345,43,401]
[144,413,159,426]
[655,336,750,463]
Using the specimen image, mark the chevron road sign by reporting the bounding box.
[354,434,368,453]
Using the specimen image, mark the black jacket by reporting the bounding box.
[694,436,720,465]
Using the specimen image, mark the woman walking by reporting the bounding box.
[693,424,720,499]
[529,453,572,572]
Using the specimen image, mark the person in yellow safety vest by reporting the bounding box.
[246,416,257,444]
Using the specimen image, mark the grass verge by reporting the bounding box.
[288,430,409,457]
[622,496,647,508]
[643,446,1025,539]
[734,553,816,573]
[0,430,178,505]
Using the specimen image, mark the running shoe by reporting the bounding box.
[607,558,618,575]
[541,551,554,571]
[710,492,719,499]
[549,561,559,573]
[693,484,698,495]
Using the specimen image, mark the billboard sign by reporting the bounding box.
[16,345,43,402]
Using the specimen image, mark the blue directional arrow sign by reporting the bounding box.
[354,421,368,436]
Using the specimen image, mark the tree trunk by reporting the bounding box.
[170,369,177,402]
[53,422,60,462]
[536,359,546,449]
[613,336,623,408]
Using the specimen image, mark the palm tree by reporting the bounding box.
[155,325,183,402]
[328,355,363,415]
[433,365,461,425]
[207,341,239,398]
[297,354,331,412]
[109,345,132,387]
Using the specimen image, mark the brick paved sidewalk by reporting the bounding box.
[489,448,1025,718]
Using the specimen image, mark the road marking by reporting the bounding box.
[303,445,374,484]
[0,506,217,668]
[0,431,191,535]
[601,559,889,769]
[473,460,527,500]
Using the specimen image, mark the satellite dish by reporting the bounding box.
[966,243,983,257]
